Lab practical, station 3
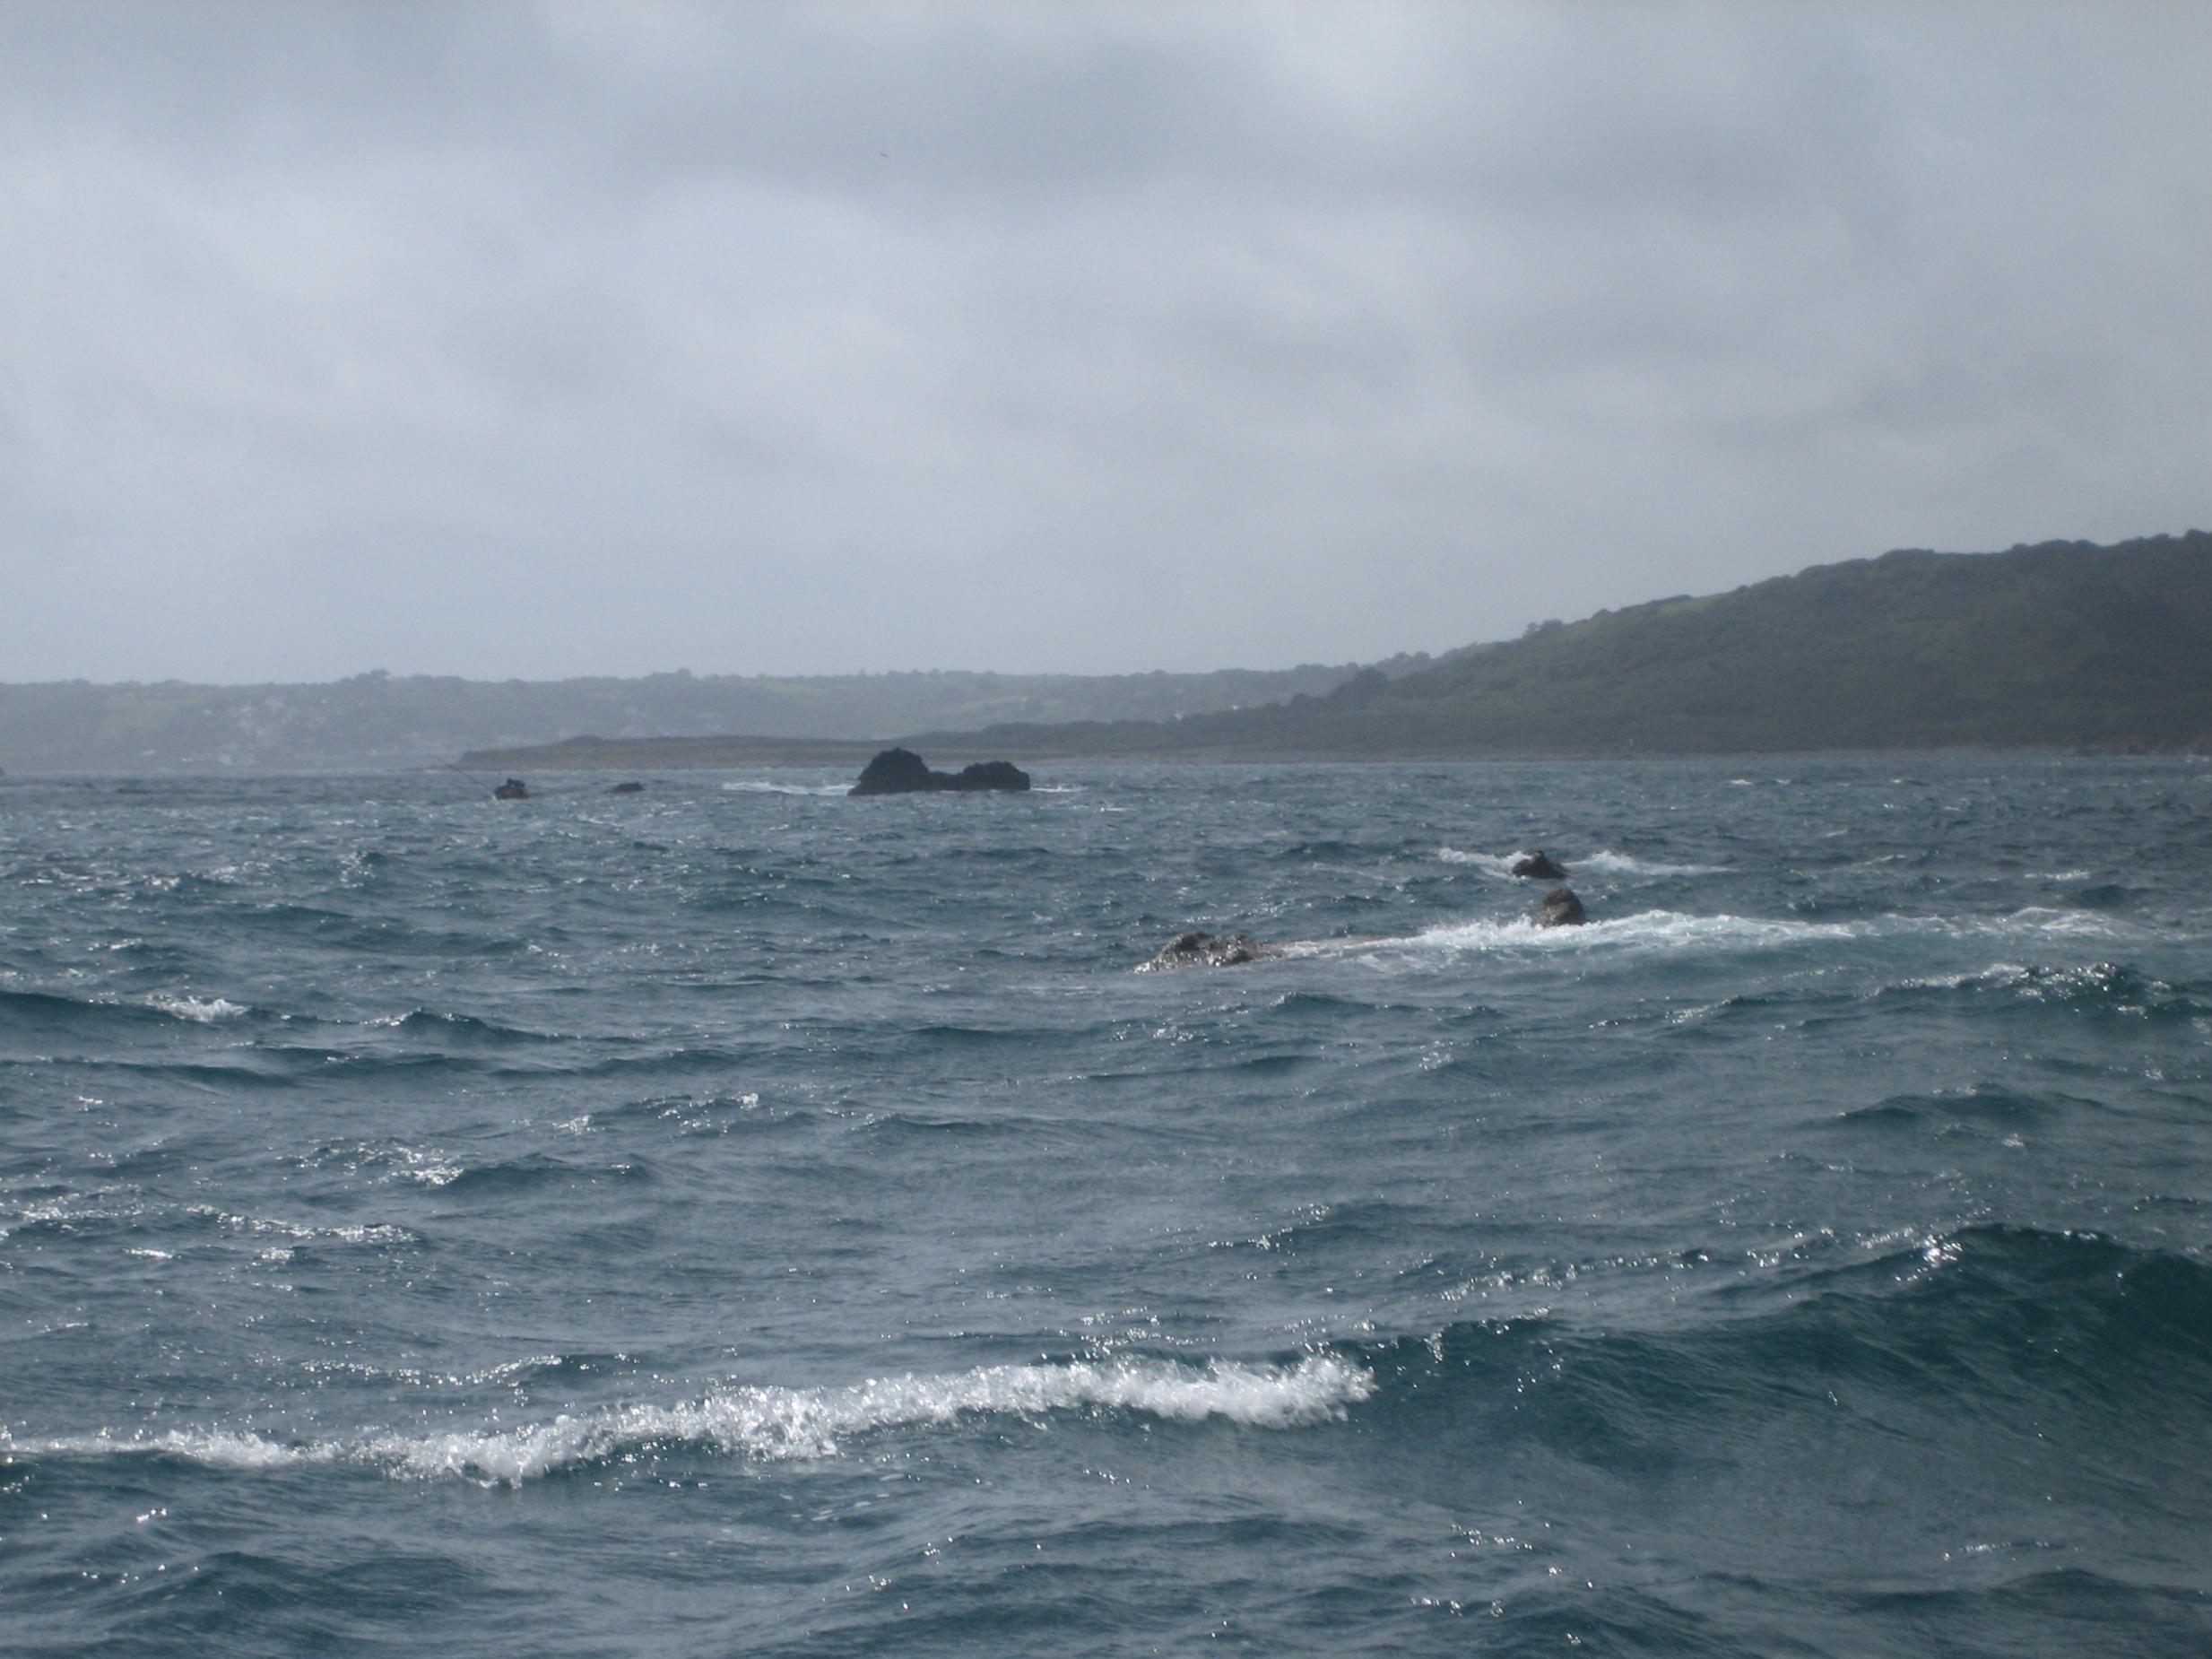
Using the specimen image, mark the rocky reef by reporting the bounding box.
[849,748,1031,795]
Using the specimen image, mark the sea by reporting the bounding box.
[3,757,2208,1657]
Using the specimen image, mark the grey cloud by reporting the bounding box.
[2,3,2208,682]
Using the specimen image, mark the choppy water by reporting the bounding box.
[4,758,2209,1656]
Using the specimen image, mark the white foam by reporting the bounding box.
[1399,908,1860,957]
[1578,849,1727,878]
[4,1353,1371,1486]
[1394,903,2127,961]
[719,780,849,796]
[187,1206,419,1246]
[1436,847,1524,879]
[1888,962,2032,994]
[144,994,248,1023]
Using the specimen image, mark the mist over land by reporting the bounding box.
[0,658,1415,774]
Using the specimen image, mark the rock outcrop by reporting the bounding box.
[493,777,531,800]
[1533,887,1586,927]
[1136,930,1285,971]
[849,748,1031,795]
[1511,851,1568,880]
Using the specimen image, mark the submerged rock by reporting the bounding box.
[849,747,1031,795]
[608,781,646,794]
[1511,851,1568,880]
[1137,930,1285,971]
[1533,887,1586,927]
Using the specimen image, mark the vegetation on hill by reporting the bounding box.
[13,534,2203,771]
[906,533,2212,759]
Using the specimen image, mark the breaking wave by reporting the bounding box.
[1395,905,2130,959]
[5,1352,1372,1487]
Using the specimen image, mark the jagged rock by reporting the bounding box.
[608,781,646,794]
[849,747,1031,795]
[1533,887,1586,927]
[1511,851,1568,880]
[1136,930,1285,971]
[493,777,530,800]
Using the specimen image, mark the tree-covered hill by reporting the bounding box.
[907,532,2212,759]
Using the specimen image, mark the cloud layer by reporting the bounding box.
[4,2,2208,681]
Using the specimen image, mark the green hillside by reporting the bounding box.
[912,532,2212,758]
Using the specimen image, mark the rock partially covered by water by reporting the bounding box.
[1512,851,1568,880]
[1533,887,1586,927]
[1137,930,1285,971]
[609,781,646,794]
[493,777,531,800]
[850,747,1031,796]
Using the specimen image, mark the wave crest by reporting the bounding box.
[5,1353,1371,1486]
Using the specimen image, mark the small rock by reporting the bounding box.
[1533,887,1586,927]
[1511,851,1568,880]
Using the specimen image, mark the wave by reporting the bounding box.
[719,780,850,797]
[0,986,253,1032]
[1392,904,2130,960]
[1338,1226,2212,1481]
[143,993,252,1023]
[4,1353,1371,1487]
[183,1206,421,1246]
[1439,847,1727,881]
[1436,847,1530,879]
[369,1008,561,1047]
[1878,961,2208,1021]
[1578,849,1729,878]
[1399,908,1858,956]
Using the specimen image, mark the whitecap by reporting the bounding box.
[1577,850,1728,878]
[144,994,248,1023]
[1394,903,2127,961]
[187,1205,420,1246]
[1436,847,1528,879]
[5,1352,1372,1486]
[719,780,849,797]
[1398,909,1861,957]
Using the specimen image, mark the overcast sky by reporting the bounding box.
[4,3,2208,682]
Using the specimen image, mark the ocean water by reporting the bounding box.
[4,757,2209,1657]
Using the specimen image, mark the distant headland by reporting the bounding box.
[454,531,2212,769]
[3,532,2206,773]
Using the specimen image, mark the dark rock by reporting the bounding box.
[951,760,1031,792]
[493,777,530,800]
[608,781,646,794]
[850,747,1030,795]
[1533,887,1586,927]
[1511,851,1568,880]
[1136,930,1286,971]
[851,747,935,795]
